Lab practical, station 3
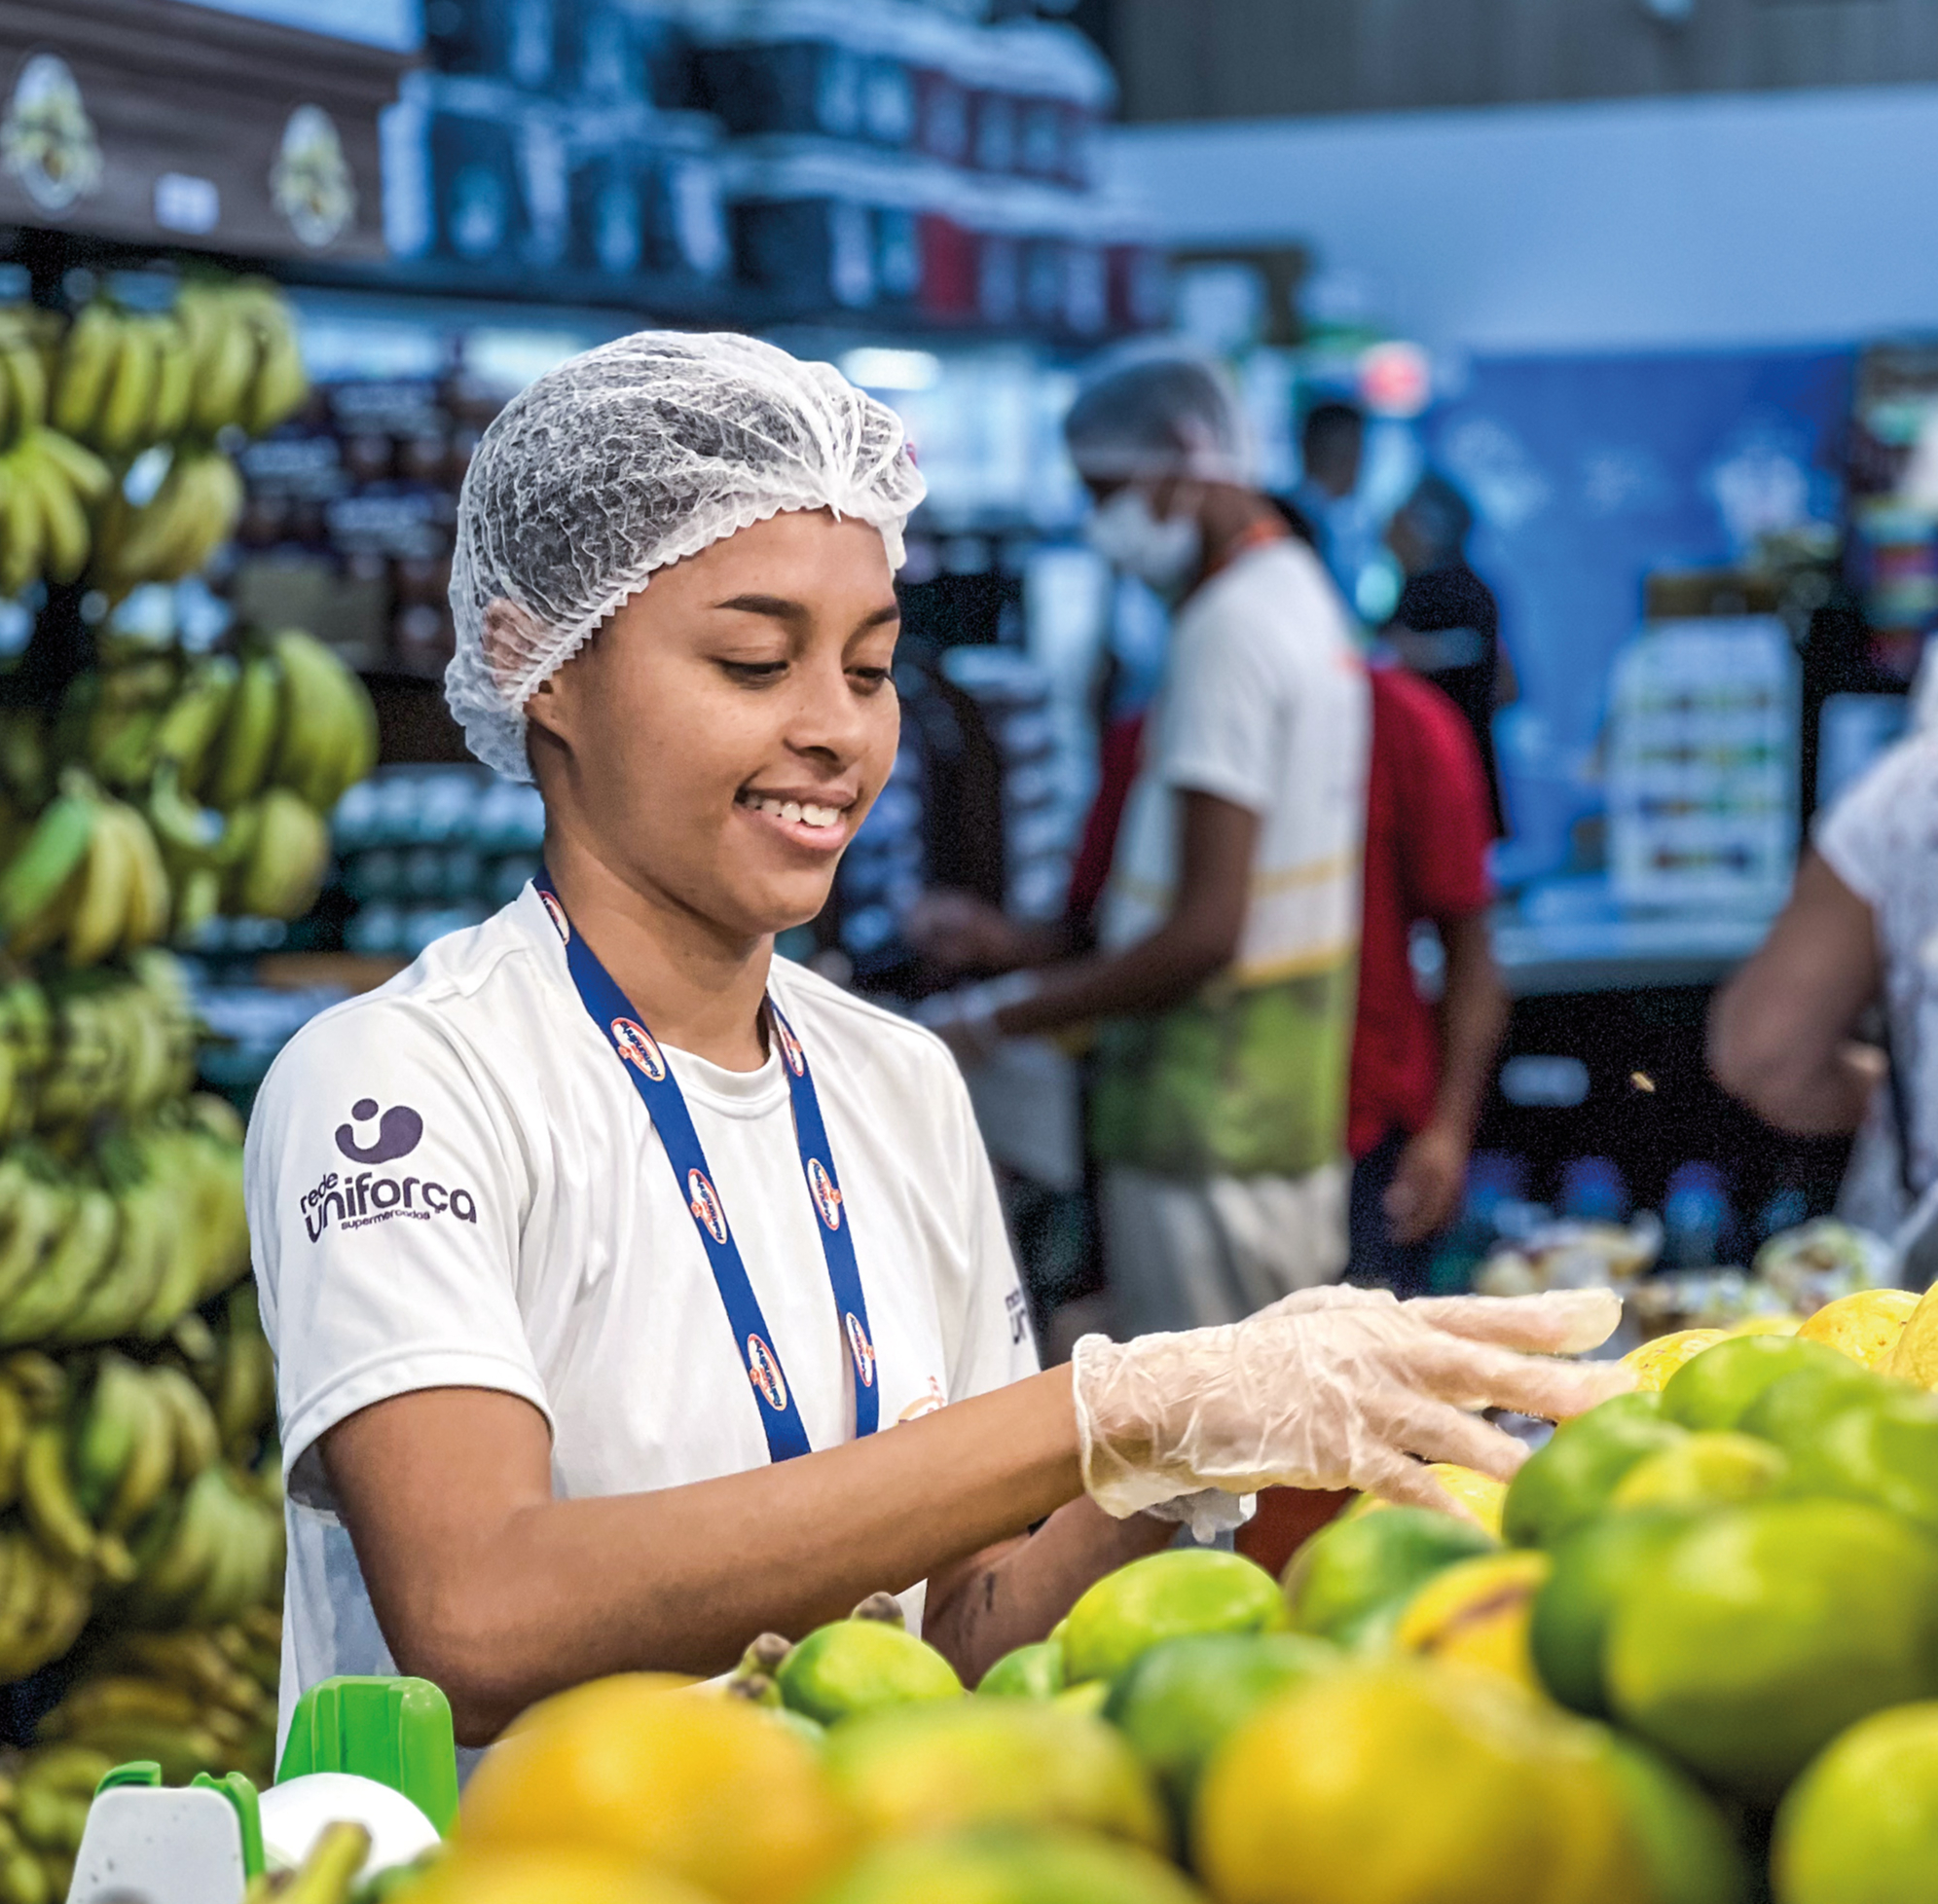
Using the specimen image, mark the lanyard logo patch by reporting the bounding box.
[806,1156,843,1230]
[538,890,570,942]
[845,1311,876,1388]
[610,1017,667,1080]
[687,1167,729,1246]
[747,1334,788,1410]
[775,1014,807,1077]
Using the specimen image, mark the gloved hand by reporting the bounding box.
[1073,1286,1633,1522]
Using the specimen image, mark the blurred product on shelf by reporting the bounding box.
[330,766,545,961]
[381,0,1163,331]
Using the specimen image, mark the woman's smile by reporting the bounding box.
[733,784,858,856]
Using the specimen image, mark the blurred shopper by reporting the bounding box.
[1348,663,1509,1297]
[1293,398,1378,613]
[1710,727,1938,1260]
[1383,473,1514,832]
[916,351,1370,1335]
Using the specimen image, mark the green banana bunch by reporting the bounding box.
[229,785,331,921]
[176,279,310,439]
[0,306,57,451]
[0,427,113,597]
[0,782,93,956]
[201,646,282,812]
[264,626,380,814]
[212,1281,276,1461]
[60,650,178,794]
[50,307,197,458]
[91,444,243,591]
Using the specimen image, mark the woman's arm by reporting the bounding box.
[1708,849,1884,1135]
[323,1369,1112,1744]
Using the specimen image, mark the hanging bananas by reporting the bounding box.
[52,284,308,459]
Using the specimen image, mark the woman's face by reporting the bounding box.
[524,507,901,941]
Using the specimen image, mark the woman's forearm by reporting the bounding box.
[324,1368,1088,1743]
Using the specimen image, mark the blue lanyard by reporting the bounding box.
[533,872,879,1461]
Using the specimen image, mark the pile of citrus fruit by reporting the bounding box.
[360,1281,1938,1904]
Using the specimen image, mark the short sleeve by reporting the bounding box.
[244,998,547,1488]
[1815,733,1937,910]
[1153,586,1289,815]
[1388,675,1495,922]
[940,1063,1040,1401]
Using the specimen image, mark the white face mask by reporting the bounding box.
[1083,486,1202,598]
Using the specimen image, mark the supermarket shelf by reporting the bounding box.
[1493,907,1774,998]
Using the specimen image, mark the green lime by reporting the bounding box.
[1530,1510,1693,1718]
[1501,1392,1687,1549]
[1103,1631,1336,1817]
[1660,1334,1851,1433]
[1601,1734,1750,1904]
[821,1698,1169,1853]
[1606,1500,1938,1804]
[1608,1431,1789,1513]
[1052,1680,1111,1719]
[1062,1549,1287,1687]
[775,1617,964,1726]
[809,1824,1204,1904]
[1786,1389,1938,1535]
[978,1640,1065,1700]
[1738,1359,1896,1452]
[1773,1702,1938,1904]
[1282,1506,1496,1643]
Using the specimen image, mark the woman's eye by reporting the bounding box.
[849,666,892,690]
[720,660,787,682]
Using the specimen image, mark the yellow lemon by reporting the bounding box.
[1886,1283,1938,1391]
[1798,1289,1921,1370]
[1193,1662,1646,1904]
[1351,1464,1508,1538]
[405,1849,717,1904]
[460,1675,851,1903]
[821,1697,1168,1853]
[1621,1330,1728,1392]
[1393,1550,1551,1693]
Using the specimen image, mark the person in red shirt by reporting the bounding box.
[1348,663,1509,1296]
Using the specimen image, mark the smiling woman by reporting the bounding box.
[239,330,1630,1758]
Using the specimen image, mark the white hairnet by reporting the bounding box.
[447,330,927,781]
[1062,346,1256,486]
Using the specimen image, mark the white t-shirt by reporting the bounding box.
[1099,536,1369,982]
[245,886,1038,1747]
[1816,726,1938,1199]
[1089,536,1369,1184]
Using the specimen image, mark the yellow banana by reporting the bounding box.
[110,803,170,950]
[245,306,310,435]
[94,316,161,455]
[14,442,89,586]
[150,1364,221,1486]
[0,1379,24,1511]
[235,785,329,919]
[30,425,112,505]
[191,306,257,436]
[51,306,119,442]
[0,1173,71,1314]
[0,452,43,598]
[18,1425,96,1571]
[0,1182,117,1348]
[204,649,282,810]
[1,343,46,438]
[147,315,195,439]
[62,795,133,968]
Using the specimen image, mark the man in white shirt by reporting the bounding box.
[922,353,1371,1333]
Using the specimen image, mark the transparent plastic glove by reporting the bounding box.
[1072,1288,1633,1521]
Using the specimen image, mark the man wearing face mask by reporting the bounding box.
[915,352,1370,1333]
